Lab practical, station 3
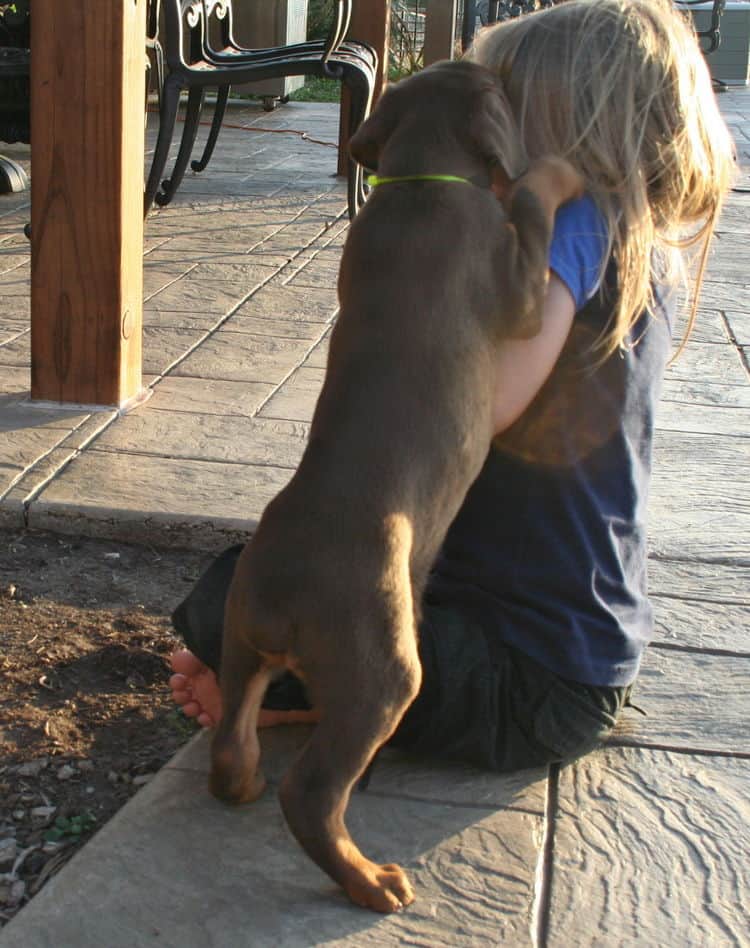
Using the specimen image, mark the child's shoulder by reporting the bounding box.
[554,193,607,243]
[550,194,609,311]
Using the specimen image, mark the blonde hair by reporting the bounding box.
[473,0,735,357]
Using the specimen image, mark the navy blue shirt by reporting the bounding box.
[427,198,673,686]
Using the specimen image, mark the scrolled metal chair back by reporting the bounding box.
[323,0,353,65]
[202,0,232,49]
[197,0,352,71]
[159,0,207,69]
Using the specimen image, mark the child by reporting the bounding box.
[170,0,734,771]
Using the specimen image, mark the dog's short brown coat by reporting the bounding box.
[209,60,583,912]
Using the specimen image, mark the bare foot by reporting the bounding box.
[169,649,321,729]
[170,649,223,727]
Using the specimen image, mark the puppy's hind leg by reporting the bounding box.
[279,645,421,913]
[209,609,274,805]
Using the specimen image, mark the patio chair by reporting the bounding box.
[144,0,377,219]
[191,0,377,174]
[675,0,727,90]
[675,0,726,55]
[145,0,165,111]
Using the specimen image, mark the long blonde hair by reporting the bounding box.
[473,0,735,356]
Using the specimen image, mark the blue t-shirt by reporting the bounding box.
[548,194,608,310]
[427,196,673,686]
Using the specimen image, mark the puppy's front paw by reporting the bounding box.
[344,860,415,913]
[526,156,585,207]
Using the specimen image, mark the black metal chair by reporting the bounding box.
[145,0,165,111]
[191,0,377,173]
[675,0,726,55]
[144,0,376,219]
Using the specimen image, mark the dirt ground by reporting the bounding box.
[0,528,217,927]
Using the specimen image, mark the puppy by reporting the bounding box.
[209,60,583,912]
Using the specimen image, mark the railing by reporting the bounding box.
[421,0,559,65]
[421,0,727,65]
[390,0,427,74]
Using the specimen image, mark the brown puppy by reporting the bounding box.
[209,60,583,912]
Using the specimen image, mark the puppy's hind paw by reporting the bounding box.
[209,746,266,805]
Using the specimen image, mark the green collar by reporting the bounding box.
[366,173,472,188]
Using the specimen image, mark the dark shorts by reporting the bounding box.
[172,545,632,774]
[391,600,632,771]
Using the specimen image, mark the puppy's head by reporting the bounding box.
[349,60,527,196]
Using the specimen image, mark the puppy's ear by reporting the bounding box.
[472,83,528,199]
[349,94,398,171]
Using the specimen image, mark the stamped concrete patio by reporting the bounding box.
[0,90,748,946]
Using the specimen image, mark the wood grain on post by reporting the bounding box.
[337,3,390,175]
[30,0,146,407]
[423,0,459,65]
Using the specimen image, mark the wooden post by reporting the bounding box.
[351,2,390,102]
[337,2,391,175]
[30,0,146,407]
[423,0,459,65]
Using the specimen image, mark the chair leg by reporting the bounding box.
[144,79,181,216]
[191,85,230,173]
[347,154,363,221]
[154,43,165,110]
[144,58,151,120]
[144,42,165,126]
[155,87,206,207]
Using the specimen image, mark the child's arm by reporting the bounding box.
[491,273,575,435]
[491,193,608,435]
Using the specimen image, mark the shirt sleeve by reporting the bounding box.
[548,194,609,312]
